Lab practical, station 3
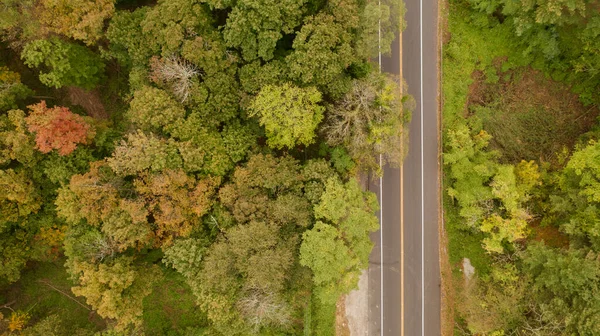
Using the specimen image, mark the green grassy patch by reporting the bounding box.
[142,268,209,335]
[0,261,103,333]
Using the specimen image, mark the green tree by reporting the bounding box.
[300,177,379,303]
[0,228,32,284]
[458,263,528,335]
[238,60,286,95]
[0,66,32,111]
[197,221,295,333]
[0,168,41,225]
[218,154,312,227]
[250,83,324,149]
[552,140,600,249]
[104,8,157,68]
[286,14,354,89]
[521,244,600,335]
[126,86,186,134]
[141,0,213,55]
[168,114,256,176]
[444,123,496,227]
[356,0,405,59]
[0,0,40,48]
[21,38,105,89]
[221,0,306,62]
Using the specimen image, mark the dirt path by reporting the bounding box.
[66,87,109,119]
[343,270,368,336]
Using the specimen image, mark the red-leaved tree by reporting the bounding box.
[25,101,95,156]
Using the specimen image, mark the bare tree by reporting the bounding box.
[237,288,292,333]
[149,55,200,103]
[79,231,118,263]
[322,72,413,173]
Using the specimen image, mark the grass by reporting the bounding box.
[0,261,103,333]
[142,268,209,335]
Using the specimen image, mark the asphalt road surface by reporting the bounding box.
[367,0,441,334]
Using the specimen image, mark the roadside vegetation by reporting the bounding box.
[442,0,600,334]
[0,0,410,334]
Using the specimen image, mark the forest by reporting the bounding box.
[442,0,600,335]
[0,0,408,335]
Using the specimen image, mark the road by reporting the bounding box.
[367,0,441,334]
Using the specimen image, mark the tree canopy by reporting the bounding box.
[0,0,406,333]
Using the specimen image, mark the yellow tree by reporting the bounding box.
[39,0,115,45]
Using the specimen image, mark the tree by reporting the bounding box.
[552,140,600,249]
[71,257,160,332]
[196,221,296,333]
[104,8,157,68]
[249,83,324,149]
[126,86,186,133]
[25,101,95,156]
[221,0,306,62]
[21,38,105,89]
[226,221,295,293]
[444,122,496,227]
[218,154,311,227]
[101,204,152,252]
[55,161,121,226]
[149,56,200,103]
[0,168,41,225]
[134,170,220,246]
[300,177,379,303]
[356,0,405,59]
[141,0,213,56]
[18,315,71,336]
[0,0,41,49]
[38,0,116,45]
[521,244,600,335]
[480,164,532,253]
[0,66,32,111]
[238,60,286,95]
[323,72,410,172]
[458,262,528,335]
[162,238,206,279]
[107,131,182,176]
[237,288,292,332]
[0,228,33,284]
[0,109,37,168]
[286,14,354,88]
[299,221,356,303]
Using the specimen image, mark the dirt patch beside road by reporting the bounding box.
[342,270,368,336]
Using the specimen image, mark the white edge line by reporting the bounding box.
[420,0,425,334]
[378,0,384,334]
